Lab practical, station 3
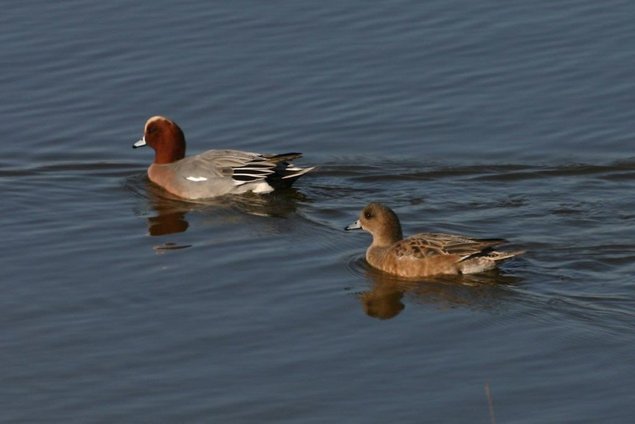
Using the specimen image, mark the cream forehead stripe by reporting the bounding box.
[144,116,166,132]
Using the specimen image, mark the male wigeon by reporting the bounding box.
[346,202,523,278]
[133,116,315,199]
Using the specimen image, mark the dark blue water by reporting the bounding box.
[2,1,635,422]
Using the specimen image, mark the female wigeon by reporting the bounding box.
[346,202,523,278]
[133,116,315,199]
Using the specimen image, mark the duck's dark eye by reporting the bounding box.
[364,210,373,220]
[147,125,157,134]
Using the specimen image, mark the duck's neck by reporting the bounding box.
[372,225,403,247]
[153,128,186,164]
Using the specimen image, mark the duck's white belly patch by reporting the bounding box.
[186,176,208,182]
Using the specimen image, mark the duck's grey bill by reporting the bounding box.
[345,220,362,231]
[133,138,147,148]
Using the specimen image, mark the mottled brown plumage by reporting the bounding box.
[346,202,523,278]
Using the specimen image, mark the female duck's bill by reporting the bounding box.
[132,115,315,200]
[346,202,523,278]
[345,220,362,230]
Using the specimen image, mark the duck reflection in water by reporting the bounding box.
[139,177,306,237]
[146,193,190,237]
[358,264,521,320]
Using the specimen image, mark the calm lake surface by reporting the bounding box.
[2,1,635,422]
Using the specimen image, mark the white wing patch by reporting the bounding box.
[251,182,273,193]
[185,176,208,182]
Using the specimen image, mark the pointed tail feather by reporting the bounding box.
[486,250,525,262]
[268,165,315,188]
[261,152,315,189]
[282,166,316,180]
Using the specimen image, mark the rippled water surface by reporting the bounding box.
[3,1,635,422]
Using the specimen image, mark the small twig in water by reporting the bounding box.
[484,382,496,424]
